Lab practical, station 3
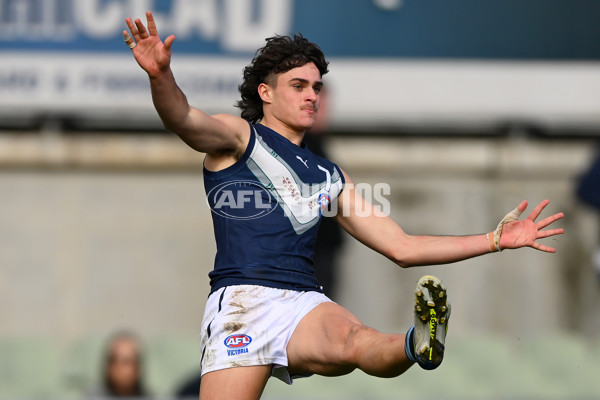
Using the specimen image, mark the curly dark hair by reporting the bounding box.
[236,34,329,124]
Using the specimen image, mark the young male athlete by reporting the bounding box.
[123,12,565,400]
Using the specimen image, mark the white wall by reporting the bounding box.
[0,133,597,343]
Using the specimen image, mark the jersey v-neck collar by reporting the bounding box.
[258,123,306,149]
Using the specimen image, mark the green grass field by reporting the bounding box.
[0,333,598,399]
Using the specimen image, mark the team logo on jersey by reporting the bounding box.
[318,193,331,215]
[224,334,252,356]
[207,180,276,220]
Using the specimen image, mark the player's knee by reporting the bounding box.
[340,323,373,366]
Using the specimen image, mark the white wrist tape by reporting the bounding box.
[489,206,523,252]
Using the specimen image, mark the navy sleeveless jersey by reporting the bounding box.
[203,122,345,294]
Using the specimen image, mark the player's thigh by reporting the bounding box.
[286,301,363,376]
[199,365,271,400]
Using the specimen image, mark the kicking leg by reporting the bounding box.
[199,365,271,400]
[287,302,414,378]
[287,275,450,378]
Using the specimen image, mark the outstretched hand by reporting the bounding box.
[123,11,175,77]
[499,200,564,253]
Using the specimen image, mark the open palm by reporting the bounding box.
[123,11,175,78]
[499,200,564,253]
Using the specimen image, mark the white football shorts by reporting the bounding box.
[199,284,332,384]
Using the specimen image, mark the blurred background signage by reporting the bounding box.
[1,0,599,131]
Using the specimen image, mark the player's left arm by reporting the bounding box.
[334,170,565,268]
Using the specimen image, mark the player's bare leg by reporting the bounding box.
[287,302,414,378]
[199,365,271,400]
[287,275,450,377]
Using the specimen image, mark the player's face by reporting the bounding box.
[267,63,323,132]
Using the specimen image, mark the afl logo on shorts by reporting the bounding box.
[224,334,252,349]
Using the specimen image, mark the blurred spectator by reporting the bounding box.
[576,147,600,280]
[93,331,150,397]
[303,87,345,300]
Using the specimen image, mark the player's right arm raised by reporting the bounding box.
[123,11,248,156]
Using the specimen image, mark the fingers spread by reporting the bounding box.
[536,228,565,239]
[527,199,550,221]
[536,212,565,230]
[532,242,556,253]
[125,17,141,41]
[135,18,149,39]
[146,11,159,36]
